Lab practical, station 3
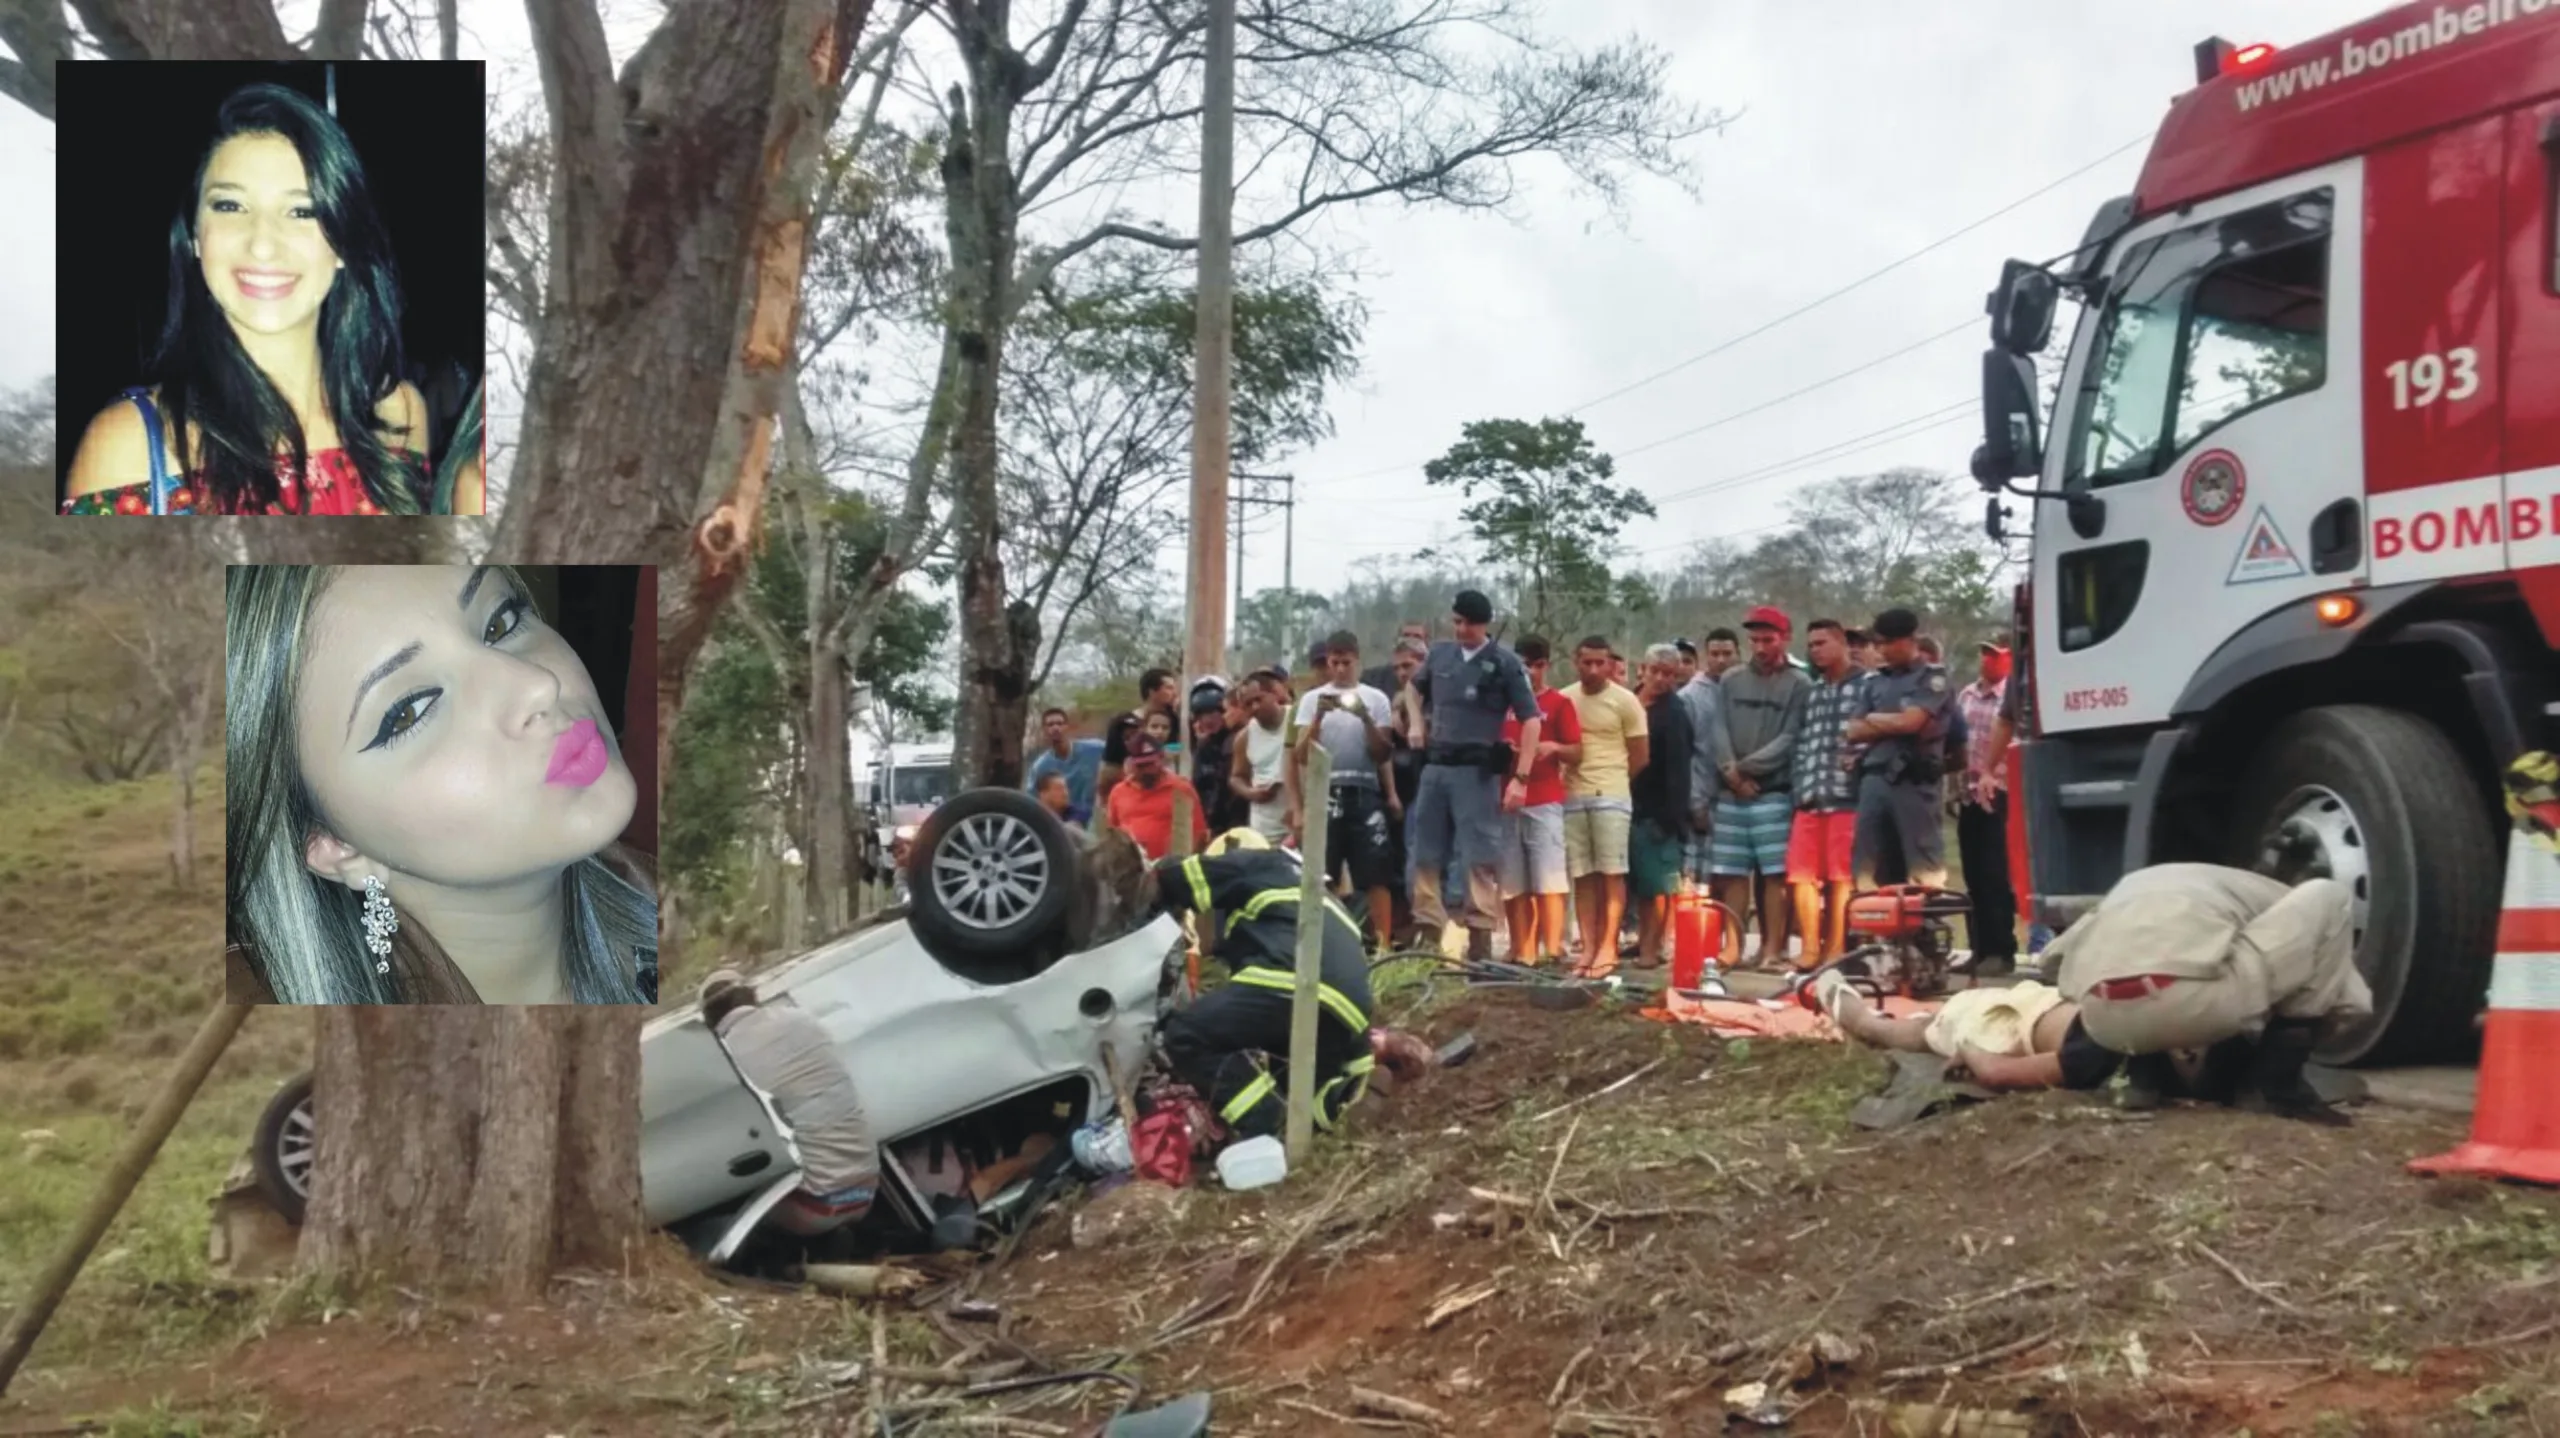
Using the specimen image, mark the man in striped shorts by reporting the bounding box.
[1709,607,1812,968]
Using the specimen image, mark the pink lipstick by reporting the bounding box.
[546,719,609,787]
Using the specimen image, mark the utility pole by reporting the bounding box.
[1229,471,1295,669]
[1183,0,1237,732]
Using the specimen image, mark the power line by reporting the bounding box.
[1611,314,1980,461]
[1562,132,2150,416]
[1297,130,2150,492]
[1645,398,1978,506]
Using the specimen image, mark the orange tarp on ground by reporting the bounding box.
[1638,987,1937,1040]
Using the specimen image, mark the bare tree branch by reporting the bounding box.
[311,0,369,57]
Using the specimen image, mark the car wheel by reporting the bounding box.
[253,1071,316,1226]
[906,787,1088,981]
[2227,705,2497,1065]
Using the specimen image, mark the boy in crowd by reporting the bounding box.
[1497,636,1582,964]
[1291,632,1400,946]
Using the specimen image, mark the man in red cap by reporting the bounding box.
[1709,607,1813,967]
[1104,732,1211,861]
[1955,636,2021,975]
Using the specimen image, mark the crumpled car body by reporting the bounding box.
[641,910,1186,1236]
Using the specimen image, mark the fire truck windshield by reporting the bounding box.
[2065,188,2333,487]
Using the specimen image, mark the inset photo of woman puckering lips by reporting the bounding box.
[225,565,659,1005]
[52,60,484,516]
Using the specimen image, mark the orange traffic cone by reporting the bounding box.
[2409,827,2560,1185]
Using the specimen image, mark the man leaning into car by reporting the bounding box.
[700,970,879,1235]
[1142,843,1405,1139]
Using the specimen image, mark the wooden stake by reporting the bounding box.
[1286,745,1334,1162]
[0,1001,251,1396]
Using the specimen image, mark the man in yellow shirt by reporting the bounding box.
[1563,636,1649,975]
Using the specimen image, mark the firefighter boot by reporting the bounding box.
[2119,1051,2178,1112]
[2234,1020,2352,1127]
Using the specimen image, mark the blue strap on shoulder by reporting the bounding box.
[120,387,171,515]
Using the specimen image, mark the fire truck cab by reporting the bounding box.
[1972,3,2560,1063]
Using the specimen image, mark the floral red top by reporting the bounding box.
[60,448,405,516]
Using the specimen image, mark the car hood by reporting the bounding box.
[639,912,1183,1226]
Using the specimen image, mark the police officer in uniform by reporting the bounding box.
[1846,607,1954,889]
[2043,864,2369,1124]
[1409,589,1544,962]
[1149,841,1380,1137]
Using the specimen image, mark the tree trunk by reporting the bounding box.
[944,7,1028,789]
[302,1008,643,1297]
[502,0,873,806]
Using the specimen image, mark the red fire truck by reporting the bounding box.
[1972,3,2560,1063]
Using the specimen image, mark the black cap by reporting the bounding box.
[1872,607,1921,641]
[1452,589,1494,624]
[1674,638,1697,657]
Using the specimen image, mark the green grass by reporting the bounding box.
[0,1061,308,1370]
[0,766,315,1377]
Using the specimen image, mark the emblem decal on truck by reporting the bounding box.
[2226,506,2306,584]
[2181,449,2246,527]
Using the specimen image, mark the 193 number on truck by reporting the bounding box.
[2382,347,2482,410]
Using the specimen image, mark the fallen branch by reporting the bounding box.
[1539,1116,1582,1229]
[1552,1410,1660,1436]
[1532,1059,1667,1123]
[1943,1277,2063,1314]
[1550,1343,1596,1408]
[2457,1317,2560,1350]
[1276,1397,1416,1430]
[2191,1241,2307,1317]
[1880,1324,2062,1382]
[1996,1138,2064,1178]
[1350,1385,1449,1427]
[1423,1281,1501,1331]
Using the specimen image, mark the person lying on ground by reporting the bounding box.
[700,970,879,1236]
[1815,972,2116,1093]
[1820,864,2365,1124]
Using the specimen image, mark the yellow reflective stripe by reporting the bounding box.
[1182,856,1213,914]
[1232,886,1361,939]
[1221,1071,1278,1125]
[1226,967,1369,1032]
[1313,1058,1375,1132]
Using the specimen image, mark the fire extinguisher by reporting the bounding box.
[1670,882,1743,990]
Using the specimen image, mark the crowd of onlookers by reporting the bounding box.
[1025,595,2035,976]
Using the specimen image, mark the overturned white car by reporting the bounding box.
[247,789,1186,1261]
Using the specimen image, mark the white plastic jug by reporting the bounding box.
[1215,1135,1288,1190]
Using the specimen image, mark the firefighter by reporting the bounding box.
[2042,864,2371,1125]
[1148,837,1382,1139]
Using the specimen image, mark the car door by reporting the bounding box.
[2034,157,2367,734]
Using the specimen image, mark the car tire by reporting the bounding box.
[905,787,1089,982]
[2226,704,2497,1066]
[253,1071,316,1226]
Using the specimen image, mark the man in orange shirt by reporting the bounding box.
[1105,732,1210,860]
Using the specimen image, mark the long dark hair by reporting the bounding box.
[153,82,425,514]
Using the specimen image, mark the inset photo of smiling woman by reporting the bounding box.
[54,62,484,516]
[226,566,660,1005]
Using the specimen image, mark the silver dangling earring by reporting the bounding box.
[362,875,399,976]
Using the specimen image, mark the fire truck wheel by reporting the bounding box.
[2228,705,2497,1066]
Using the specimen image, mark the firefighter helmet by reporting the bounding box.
[2504,751,2560,853]
[1204,828,1270,857]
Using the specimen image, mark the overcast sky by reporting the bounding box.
[4,0,2380,583]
